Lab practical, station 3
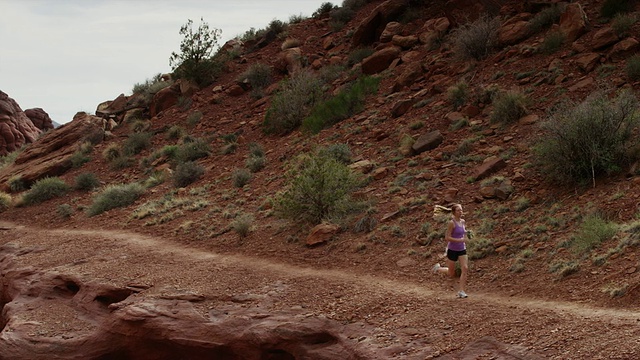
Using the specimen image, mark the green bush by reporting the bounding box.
[600,0,634,19]
[8,176,26,193]
[528,4,563,34]
[57,204,73,219]
[313,2,337,18]
[540,30,565,54]
[347,47,375,67]
[123,132,152,156]
[612,13,637,37]
[22,177,70,205]
[451,15,500,60]
[625,55,640,81]
[232,168,252,188]
[330,7,355,29]
[571,214,618,254]
[302,75,380,134]
[535,90,640,185]
[490,90,528,124]
[274,149,365,225]
[186,111,203,127]
[263,71,325,135]
[170,18,222,87]
[342,0,366,10]
[318,143,352,164]
[231,213,254,238]
[87,183,145,216]
[173,161,205,188]
[0,150,20,170]
[166,125,185,140]
[69,151,90,168]
[74,172,100,191]
[239,63,272,90]
[447,81,469,110]
[0,191,11,211]
[175,138,211,162]
[102,143,122,162]
[245,156,266,173]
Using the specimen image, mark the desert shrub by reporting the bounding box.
[268,19,288,35]
[231,213,254,238]
[612,13,637,37]
[274,149,365,225]
[535,90,640,185]
[57,204,73,219]
[110,156,134,170]
[330,7,355,29]
[0,150,20,170]
[571,214,618,254]
[173,161,205,188]
[232,168,252,188]
[102,143,122,162]
[540,30,565,54]
[239,63,272,90]
[87,183,145,216]
[467,237,495,260]
[302,75,380,134]
[142,170,167,189]
[22,177,70,205]
[74,172,100,191]
[342,0,366,10]
[447,81,469,110]
[600,0,634,19]
[625,55,640,81]
[451,15,500,60]
[8,175,26,193]
[347,47,375,67]
[550,260,580,278]
[246,156,266,173]
[248,143,265,158]
[69,150,90,168]
[353,207,378,233]
[318,143,352,164]
[170,18,222,87]
[313,2,337,18]
[490,90,528,124]
[175,138,211,162]
[186,111,203,127]
[132,73,168,97]
[0,192,11,211]
[528,4,563,34]
[263,70,325,135]
[166,125,185,140]
[123,132,152,156]
[289,14,306,24]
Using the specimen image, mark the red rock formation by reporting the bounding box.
[24,108,54,131]
[0,90,42,156]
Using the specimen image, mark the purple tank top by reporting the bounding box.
[448,220,466,251]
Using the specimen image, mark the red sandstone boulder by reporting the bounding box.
[24,108,54,131]
[0,90,42,156]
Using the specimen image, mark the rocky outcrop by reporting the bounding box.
[24,108,54,132]
[0,90,42,156]
[0,112,106,191]
[0,243,375,360]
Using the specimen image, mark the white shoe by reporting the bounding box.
[457,290,468,298]
[432,263,441,274]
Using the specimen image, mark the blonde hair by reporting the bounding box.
[433,204,462,217]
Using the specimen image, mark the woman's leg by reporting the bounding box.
[458,255,469,292]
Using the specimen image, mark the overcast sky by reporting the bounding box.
[1,0,329,125]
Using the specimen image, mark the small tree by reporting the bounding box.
[170,18,222,86]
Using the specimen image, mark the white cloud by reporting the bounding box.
[0,0,327,124]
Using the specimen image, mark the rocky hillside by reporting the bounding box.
[1,1,640,356]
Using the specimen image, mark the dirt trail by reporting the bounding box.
[2,221,640,359]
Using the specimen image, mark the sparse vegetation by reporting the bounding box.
[490,90,528,124]
[611,13,636,37]
[231,213,254,238]
[0,191,11,211]
[238,63,272,91]
[600,0,634,19]
[21,177,70,205]
[528,4,563,34]
[451,15,500,60]
[625,55,640,81]
[570,214,618,254]
[447,81,469,110]
[173,161,205,188]
[170,18,222,87]
[57,204,73,219]
[74,172,100,191]
[535,90,640,185]
[540,31,565,54]
[302,75,380,134]
[87,183,145,217]
[232,168,252,188]
[263,70,325,135]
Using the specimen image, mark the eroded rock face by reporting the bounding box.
[0,244,374,360]
[24,108,54,132]
[0,112,106,191]
[0,90,42,156]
